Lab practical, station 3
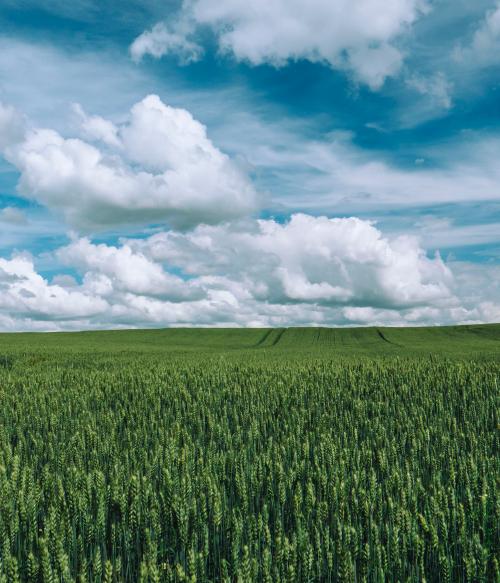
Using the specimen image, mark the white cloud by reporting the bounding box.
[1,215,500,331]
[406,72,453,110]
[230,128,500,214]
[133,0,429,89]
[0,254,107,321]
[410,217,500,250]
[130,20,202,64]
[346,43,403,90]
[2,95,258,231]
[3,94,500,253]
[57,237,203,301]
[342,259,500,326]
[72,103,121,147]
[454,2,500,67]
[129,214,454,310]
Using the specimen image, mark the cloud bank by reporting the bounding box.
[2,213,494,331]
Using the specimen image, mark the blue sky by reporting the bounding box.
[0,0,499,330]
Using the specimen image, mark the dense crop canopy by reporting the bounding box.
[0,327,498,582]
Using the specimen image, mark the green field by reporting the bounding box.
[1,323,500,358]
[0,325,498,582]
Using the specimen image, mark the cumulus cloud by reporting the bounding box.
[72,103,121,147]
[2,95,257,231]
[128,214,454,309]
[57,237,204,301]
[132,0,429,89]
[1,214,499,331]
[0,254,107,321]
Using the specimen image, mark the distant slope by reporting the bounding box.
[258,327,400,349]
[0,324,499,359]
[254,324,500,358]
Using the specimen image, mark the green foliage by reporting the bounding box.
[0,326,498,581]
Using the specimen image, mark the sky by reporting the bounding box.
[0,0,500,330]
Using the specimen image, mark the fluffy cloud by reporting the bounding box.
[72,103,121,147]
[1,214,499,331]
[132,0,428,89]
[128,214,453,309]
[2,95,257,231]
[57,237,204,301]
[0,254,107,321]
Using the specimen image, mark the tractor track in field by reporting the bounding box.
[255,327,287,348]
[376,328,400,346]
[255,329,273,347]
[271,328,287,346]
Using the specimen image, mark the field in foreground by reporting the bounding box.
[0,325,498,582]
